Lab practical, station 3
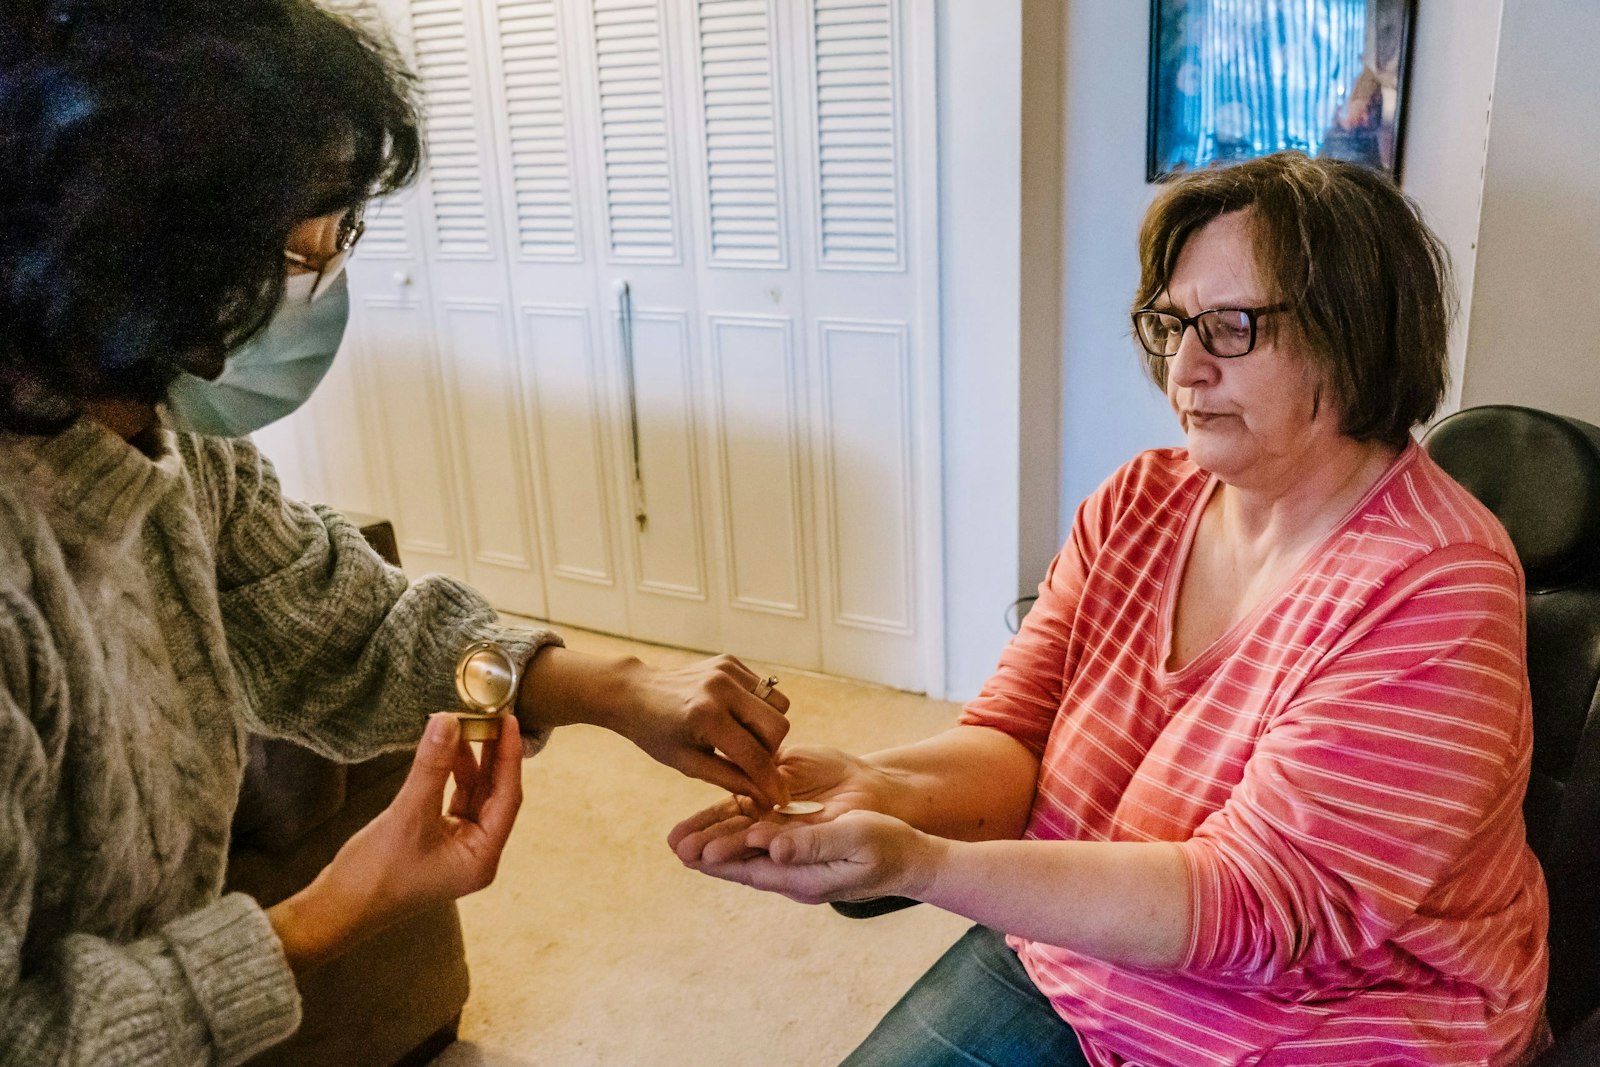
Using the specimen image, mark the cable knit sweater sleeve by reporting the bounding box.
[182,433,562,759]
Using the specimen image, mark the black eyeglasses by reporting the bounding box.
[283,203,366,275]
[1131,304,1290,359]
[334,203,366,253]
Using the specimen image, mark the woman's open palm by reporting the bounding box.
[667,744,881,865]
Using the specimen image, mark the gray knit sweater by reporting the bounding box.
[0,420,560,1066]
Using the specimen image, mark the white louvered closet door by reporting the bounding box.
[260,0,939,690]
[562,0,727,654]
[672,0,820,669]
[401,0,549,615]
[785,0,929,685]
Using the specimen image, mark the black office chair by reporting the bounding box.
[1422,405,1600,1061]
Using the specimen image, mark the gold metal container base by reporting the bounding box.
[455,712,505,743]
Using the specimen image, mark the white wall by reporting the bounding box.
[1056,1,1174,524]
[937,0,1027,699]
[1400,0,1504,415]
[1459,0,1600,426]
[1018,0,1065,606]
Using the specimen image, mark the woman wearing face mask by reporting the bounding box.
[162,206,364,436]
[0,3,791,1064]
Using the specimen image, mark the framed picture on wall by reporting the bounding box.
[1147,0,1416,183]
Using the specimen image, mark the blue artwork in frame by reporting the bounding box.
[1147,0,1416,182]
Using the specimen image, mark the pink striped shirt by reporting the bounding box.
[961,443,1547,1066]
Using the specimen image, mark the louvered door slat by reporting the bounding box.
[409,0,493,258]
[356,195,412,260]
[705,76,769,93]
[700,119,771,136]
[603,123,667,139]
[811,0,901,268]
[693,0,783,266]
[590,0,678,260]
[496,0,580,259]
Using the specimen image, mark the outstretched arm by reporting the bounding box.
[711,814,1189,969]
[515,647,792,810]
[196,435,792,807]
[669,721,1187,969]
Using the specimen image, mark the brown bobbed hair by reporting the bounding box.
[1132,152,1454,448]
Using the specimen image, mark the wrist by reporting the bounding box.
[268,870,376,973]
[592,653,650,738]
[892,829,952,902]
[514,646,646,735]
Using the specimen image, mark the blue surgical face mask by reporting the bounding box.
[165,268,351,437]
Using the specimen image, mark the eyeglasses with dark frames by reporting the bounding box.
[282,204,366,301]
[1131,304,1291,359]
[282,203,366,275]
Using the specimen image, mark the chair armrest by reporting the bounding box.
[1527,1005,1600,1066]
[232,735,347,854]
[830,896,922,919]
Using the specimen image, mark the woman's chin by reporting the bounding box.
[1183,429,1248,478]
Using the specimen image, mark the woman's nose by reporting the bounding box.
[1166,324,1217,388]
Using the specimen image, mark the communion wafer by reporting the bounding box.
[773,800,824,815]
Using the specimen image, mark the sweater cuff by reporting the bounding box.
[498,625,561,757]
[164,892,301,1065]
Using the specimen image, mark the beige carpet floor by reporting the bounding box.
[429,624,972,1067]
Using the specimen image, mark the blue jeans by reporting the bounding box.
[840,925,1091,1066]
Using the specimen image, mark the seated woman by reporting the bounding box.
[672,152,1547,1066]
[0,3,790,1063]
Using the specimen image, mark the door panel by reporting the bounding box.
[792,0,928,687]
[521,306,619,586]
[811,0,904,270]
[709,314,806,618]
[705,312,819,675]
[819,316,921,687]
[484,0,627,631]
[437,299,547,611]
[414,0,498,259]
[358,295,469,575]
[410,0,550,614]
[628,310,710,599]
[495,0,583,260]
[592,0,682,262]
[817,319,912,633]
[694,0,788,268]
[680,0,824,667]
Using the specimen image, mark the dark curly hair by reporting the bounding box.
[1133,152,1454,448]
[0,0,421,433]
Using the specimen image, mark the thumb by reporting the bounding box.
[394,713,460,815]
[769,820,853,866]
